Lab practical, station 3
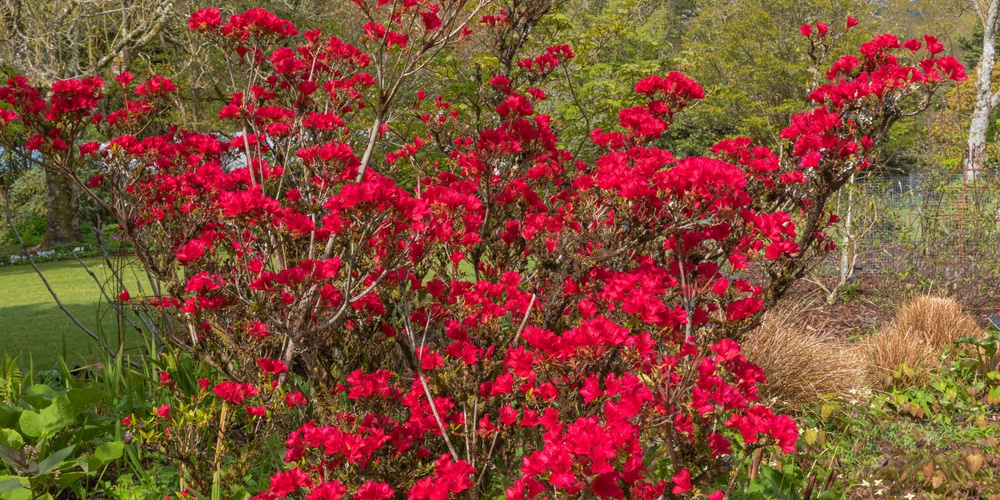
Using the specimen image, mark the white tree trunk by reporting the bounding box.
[967,0,1000,183]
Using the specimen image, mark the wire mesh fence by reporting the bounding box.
[824,164,1000,311]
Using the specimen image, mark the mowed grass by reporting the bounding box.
[0,257,148,367]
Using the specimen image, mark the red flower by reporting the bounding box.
[188,8,222,31]
[285,391,307,407]
[135,76,176,96]
[175,239,208,265]
[354,482,393,500]
[213,381,259,404]
[117,290,130,303]
[671,468,692,494]
[726,297,763,321]
[257,358,289,376]
[846,16,858,31]
[155,404,171,419]
[79,142,100,156]
[800,24,812,37]
[268,468,311,498]
[421,10,442,31]
[924,34,944,55]
[307,481,346,500]
[114,72,134,86]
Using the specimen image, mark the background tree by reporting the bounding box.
[0,0,173,245]
[0,0,362,246]
[675,0,872,153]
[964,0,1000,182]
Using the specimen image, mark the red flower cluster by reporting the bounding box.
[213,381,259,404]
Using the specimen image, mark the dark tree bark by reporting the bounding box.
[42,168,81,245]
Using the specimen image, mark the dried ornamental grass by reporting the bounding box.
[863,296,985,388]
[892,296,983,351]
[741,308,866,408]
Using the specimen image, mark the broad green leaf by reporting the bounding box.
[77,454,102,474]
[0,489,32,500]
[24,385,59,400]
[94,441,123,463]
[0,478,26,494]
[66,388,102,418]
[0,408,19,430]
[0,430,22,450]
[55,471,87,489]
[17,411,42,438]
[35,394,75,438]
[817,490,844,500]
[36,444,75,475]
[989,386,1000,405]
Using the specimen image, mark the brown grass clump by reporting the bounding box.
[862,296,985,389]
[741,307,866,408]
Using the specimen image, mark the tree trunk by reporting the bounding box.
[42,167,81,246]
[966,0,1000,183]
[829,173,858,304]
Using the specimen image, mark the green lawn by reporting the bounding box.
[0,257,148,367]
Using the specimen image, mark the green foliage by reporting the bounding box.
[0,167,46,243]
[0,362,123,499]
[91,344,288,499]
[539,0,694,160]
[791,330,1000,498]
[675,0,872,152]
[0,343,290,499]
[0,357,20,405]
[730,464,843,500]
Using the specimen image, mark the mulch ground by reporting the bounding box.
[770,271,983,342]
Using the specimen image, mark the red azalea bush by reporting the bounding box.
[0,4,964,498]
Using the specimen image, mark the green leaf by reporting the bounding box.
[77,454,102,474]
[21,385,59,409]
[17,411,42,438]
[1,489,32,500]
[757,466,802,500]
[0,408,19,430]
[26,394,75,439]
[94,441,123,463]
[988,386,1000,405]
[55,471,87,490]
[0,478,26,494]
[211,470,222,500]
[65,388,102,418]
[0,430,22,450]
[36,444,75,475]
